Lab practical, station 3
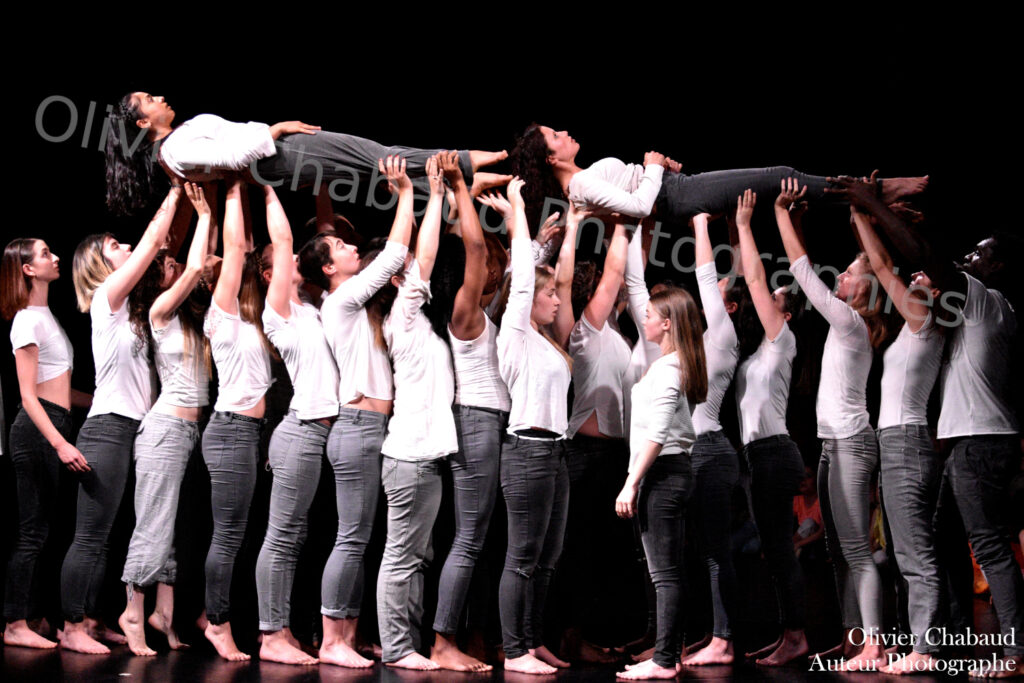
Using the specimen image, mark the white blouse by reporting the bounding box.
[159,114,277,179]
[204,299,271,413]
[263,300,340,420]
[450,315,511,413]
[629,353,695,473]
[567,313,631,438]
[9,305,73,382]
[567,157,665,219]
[692,262,739,435]
[735,323,797,445]
[151,314,209,410]
[878,315,943,430]
[88,282,157,420]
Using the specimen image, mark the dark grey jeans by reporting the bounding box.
[498,435,570,659]
[256,412,328,632]
[433,405,506,635]
[878,424,944,655]
[690,430,740,640]
[743,434,806,630]
[5,400,73,623]
[942,435,1024,656]
[639,452,693,669]
[321,408,386,619]
[61,412,140,623]
[201,411,262,625]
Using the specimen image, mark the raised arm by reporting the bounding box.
[165,190,195,258]
[552,202,583,347]
[573,153,667,218]
[151,183,214,327]
[625,217,651,337]
[774,178,809,265]
[105,186,183,311]
[415,155,445,282]
[583,221,628,328]
[213,179,246,315]
[692,213,736,349]
[503,177,534,334]
[442,151,487,341]
[264,184,294,319]
[735,190,785,340]
[315,187,336,234]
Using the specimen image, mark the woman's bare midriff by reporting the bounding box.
[35,371,71,411]
[576,410,613,439]
[345,395,392,416]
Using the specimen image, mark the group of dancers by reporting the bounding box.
[1,91,1021,679]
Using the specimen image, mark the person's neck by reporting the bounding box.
[149,123,174,142]
[658,336,675,356]
[27,282,49,307]
[552,160,582,195]
[290,283,302,305]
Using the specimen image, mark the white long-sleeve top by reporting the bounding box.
[878,315,943,430]
[88,282,157,420]
[497,234,571,436]
[567,314,631,438]
[450,315,511,412]
[320,241,408,406]
[692,263,739,435]
[937,273,1019,439]
[381,259,458,460]
[263,300,340,420]
[204,299,271,413]
[628,353,695,473]
[789,255,872,439]
[736,324,797,445]
[567,158,665,219]
[622,226,663,437]
[10,306,73,382]
[159,114,277,179]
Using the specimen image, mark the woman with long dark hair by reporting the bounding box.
[255,183,339,666]
[509,124,926,228]
[118,183,214,656]
[614,287,707,681]
[60,187,182,655]
[731,189,810,667]
[199,178,272,661]
[426,153,509,673]
[775,179,888,672]
[299,156,413,669]
[103,91,509,217]
[2,239,89,649]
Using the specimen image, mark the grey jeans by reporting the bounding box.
[121,411,201,588]
[433,405,506,635]
[321,407,386,619]
[878,424,944,654]
[818,426,881,635]
[256,412,328,632]
[377,456,443,663]
[201,411,262,625]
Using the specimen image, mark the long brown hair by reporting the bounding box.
[851,252,889,349]
[649,287,708,405]
[534,266,573,371]
[1,239,38,320]
[242,248,279,360]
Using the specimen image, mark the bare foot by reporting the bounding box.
[320,640,374,668]
[682,636,734,666]
[118,611,156,656]
[531,645,569,668]
[470,172,514,198]
[3,620,58,649]
[60,622,110,654]
[195,612,209,631]
[684,633,711,654]
[505,652,557,675]
[469,150,509,171]
[357,641,382,659]
[387,651,439,670]
[260,631,318,665]
[148,611,187,650]
[616,657,677,680]
[880,176,929,203]
[881,651,938,675]
[204,622,250,662]
[99,626,128,645]
[758,630,809,667]
[280,628,318,657]
[631,645,655,663]
[809,637,860,661]
[969,654,1023,678]
[431,633,492,672]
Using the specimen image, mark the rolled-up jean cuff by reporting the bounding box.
[321,606,361,619]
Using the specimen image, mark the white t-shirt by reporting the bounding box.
[204,299,271,413]
[622,226,663,437]
[878,316,943,430]
[567,314,631,438]
[692,262,739,435]
[567,158,665,218]
[88,282,157,420]
[938,273,1019,439]
[450,315,511,413]
[735,324,797,445]
[790,255,872,439]
[159,114,277,180]
[151,314,210,410]
[263,300,340,420]
[9,305,73,382]
[381,259,457,461]
[321,240,408,406]
[497,235,572,436]
[629,353,695,472]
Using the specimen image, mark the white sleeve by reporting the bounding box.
[160,114,277,174]
[10,311,42,351]
[789,255,862,337]
[503,236,534,334]
[570,164,664,218]
[391,259,430,334]
[532,237,557,266]
[696,262,737,351]
[625,226,650,337]
[646,361,683,446]
[338,241,409,310]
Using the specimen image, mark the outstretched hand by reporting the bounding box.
[477,191,512,220]
[666,157,683,173]
[736,189,756,226]
[537,212,563,246]
[506,177,526,210]
[184,182,210,215]
[379,156,411,195]
[775,178,807,209]
[644,151,667,168]
[427,155,445,196]
[438,150,463,185]
[825,170,880,211]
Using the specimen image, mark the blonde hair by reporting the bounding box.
[72,233,116,312]
[852,252,888,349]
[533,266,573,371]
[649,287,707,405]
